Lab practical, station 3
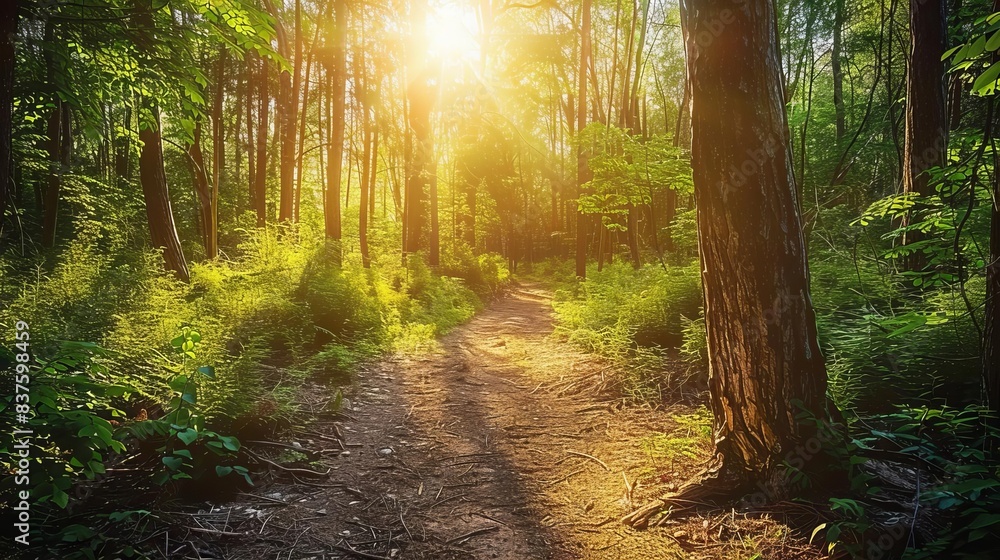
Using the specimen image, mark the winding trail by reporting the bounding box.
[203,285,814,560]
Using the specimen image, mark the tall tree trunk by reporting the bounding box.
[981,0,1000,417]
[255,58,269,226]
[984,99,1000,415]
[265,0,295,222]
[625,0,841,527]
[405,0,433,255]
[358,35,372,269]
[42,99,63,248]
[189,120,215,258]
[247,54,257,217]
[575,0,592,279]
[901,0,947,270]
[0,0,16,232]
[140,108,190,282]
[41,18,64,248]
[295,21,321,223]
[325,0,347,250]
[207,50,224,259]
[832,0,846,142]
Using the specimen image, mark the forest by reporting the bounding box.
[2,0,1000,558]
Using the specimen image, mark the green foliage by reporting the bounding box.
[944,11,1000,96]
[0,342,130,512]
[551,261,704,400]
[819,406,1000,558]
[577,123,692,235]
[122,328,250,486]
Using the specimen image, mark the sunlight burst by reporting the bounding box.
[427,0,480,61]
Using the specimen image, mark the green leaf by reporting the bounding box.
[216,466,233,477]
[162,456,184,471]
[219,435,240,452]
[974,61,1000,95]
[197,365,215,378]
[177,428,198,445]
[52,487,69,508]
[987,30,1000,51]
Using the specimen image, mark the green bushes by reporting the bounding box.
[553,261,702,350]
[0,219,510,550]
[550,260,704,399]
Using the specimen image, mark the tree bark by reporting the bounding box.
[189,119,216,259]
[625,0,842,527]
[832,0,846,142]
[0,0,17,232]
[140,108,190,282]
[255,57,269,226]
[404,0,434,255]
[901,0,947,269]
[325,0,347,249]
[575,0,592,279]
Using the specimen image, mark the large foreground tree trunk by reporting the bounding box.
[624,0,841,528]
[140,109,190,282]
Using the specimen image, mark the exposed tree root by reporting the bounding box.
[622,459,748,529]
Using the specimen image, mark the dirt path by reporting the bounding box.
[191,285,818,560]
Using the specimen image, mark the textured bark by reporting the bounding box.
[255,58,269,226]
[263,0,294,222]
[628,2,841,522]
[986,106,1000,414]
[982,0,1000,416]
[41,18,64,248]
[575,0,592,279]
[0,0,17,231]
[295,22,321,223]
[325,0,346,244]
[404,0,434,254]
[358,35,372,269]
[832,0,846,141]
[189,120,216,258]
[41,100,62,248]
[901,0,947,267]
[139,110,189,282]
[247,55,257,218]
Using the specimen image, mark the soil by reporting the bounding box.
[175,284,823,560]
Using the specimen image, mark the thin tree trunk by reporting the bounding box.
[189,120,215,257]
[832,0,846,141]
[901,0,947,270]
[575,0,592,279]
[0,0,17,232]
[295,21,321,223]
[405,0,433,255]
[247,54,257,216]
[207,50,224,258]
[255,57,269,226]
[325,0,347,251]
[140,108,190,282]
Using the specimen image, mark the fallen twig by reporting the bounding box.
[445,525,500,544]
[245,449,331,477]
